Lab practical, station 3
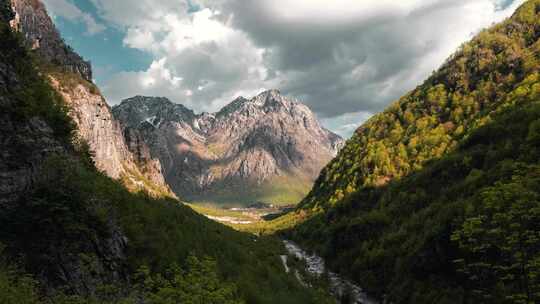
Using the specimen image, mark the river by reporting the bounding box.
[282,240,378,304]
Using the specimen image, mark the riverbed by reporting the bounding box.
[282,240,378,304]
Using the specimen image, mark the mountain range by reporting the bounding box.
[282,1,540,303]
[0,1,334,303]
[112,92,343,205]
[1,0,540,303]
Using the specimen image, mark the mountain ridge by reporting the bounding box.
[297,0,540,211]
[282,0,540,302]
[0,1,335,303]
[113,90,344,205]
[8,0,175,197]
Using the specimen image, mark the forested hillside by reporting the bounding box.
[299,0,540,211]
[287,1,540,303]
[0,2,333,303]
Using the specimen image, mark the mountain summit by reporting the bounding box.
[113,90,343,205]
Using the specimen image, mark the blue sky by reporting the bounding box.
[43,0,524,137]
[45,0,152,84]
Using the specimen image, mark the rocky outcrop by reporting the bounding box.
[113,90,344,205]
[0,5,63,205]
[10,0,92,81]
[0,111,65,206]
[7,0,173,198]
[0,2,128,295]
[47,75,173,198]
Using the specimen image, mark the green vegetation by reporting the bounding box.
[0,0,13,23]
[0,247,41,304]
[135,254,242,304]
[120,163,175,199]
[0,10,334,304]
[0,247,243,304]
[186,203,310,235]
[39,61,101,95]
[299,0,540,211]
[191,175,311,207]
[187,203,254,221]
[286,1,540,303]
[0,21,75,145]
[289,101,540,303]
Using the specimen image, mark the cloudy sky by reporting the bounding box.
[43,0,524,137]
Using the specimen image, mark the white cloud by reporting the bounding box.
[321,111,373,138]
[43,0,105,35]
[92,0,525,137]
[123,27,156,51]
[98,3,269,114]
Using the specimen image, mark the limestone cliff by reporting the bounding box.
[10,0,92,80]
[9,0,173,197]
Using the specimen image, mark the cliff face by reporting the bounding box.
[0,3,62,205]
[0,0,129,294]
[47,76,170,195]
[10,0,92,81]
[113,91,343,205]
[8,0,173,198]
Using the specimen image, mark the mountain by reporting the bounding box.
[112,91,343,205]
[284,1,540,303]
[0,1,334,303]
[8,0,173,197]
[10,0,91,80]
[299,0,540,211]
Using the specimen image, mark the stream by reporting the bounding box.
[282,240,378,304]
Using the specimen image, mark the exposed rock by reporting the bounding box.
[113,90,344,205]
[0,3,129,295]
[48,76,173,198]
[10,0,92,81]
[8,0,173,198]
[0,111,65,205]
[0,8,64,204]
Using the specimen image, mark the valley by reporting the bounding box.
[187,202,294,233]
[1,0,539,303]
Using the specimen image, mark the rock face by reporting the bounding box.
[0,0,129,294]
[48,77,171,197]
[9,0,173,197]
[10,0,92,81]
[113,90,344,205]
[0,3,63,205]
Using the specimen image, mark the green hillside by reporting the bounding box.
[285,1,540,303]
[299,0,540,212]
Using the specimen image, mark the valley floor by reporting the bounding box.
[186,202,293,233]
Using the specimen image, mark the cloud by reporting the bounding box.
[205,0,524,117]
[43,0,105,35]
[320,111,373,138]
[97,5,269,113]
[89,0,524,136]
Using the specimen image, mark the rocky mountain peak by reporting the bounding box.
[9,0,92,81]
[5,0,173,198]
[112,92,344,205]
[115,96,196,129]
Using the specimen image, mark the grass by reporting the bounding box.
[187,202,308,235]
[120,163,176,199]
[186,203,253,221]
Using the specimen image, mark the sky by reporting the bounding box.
[42,0,524,137]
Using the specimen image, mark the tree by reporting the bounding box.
[452,173,540,303]
[136,254,244,304]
